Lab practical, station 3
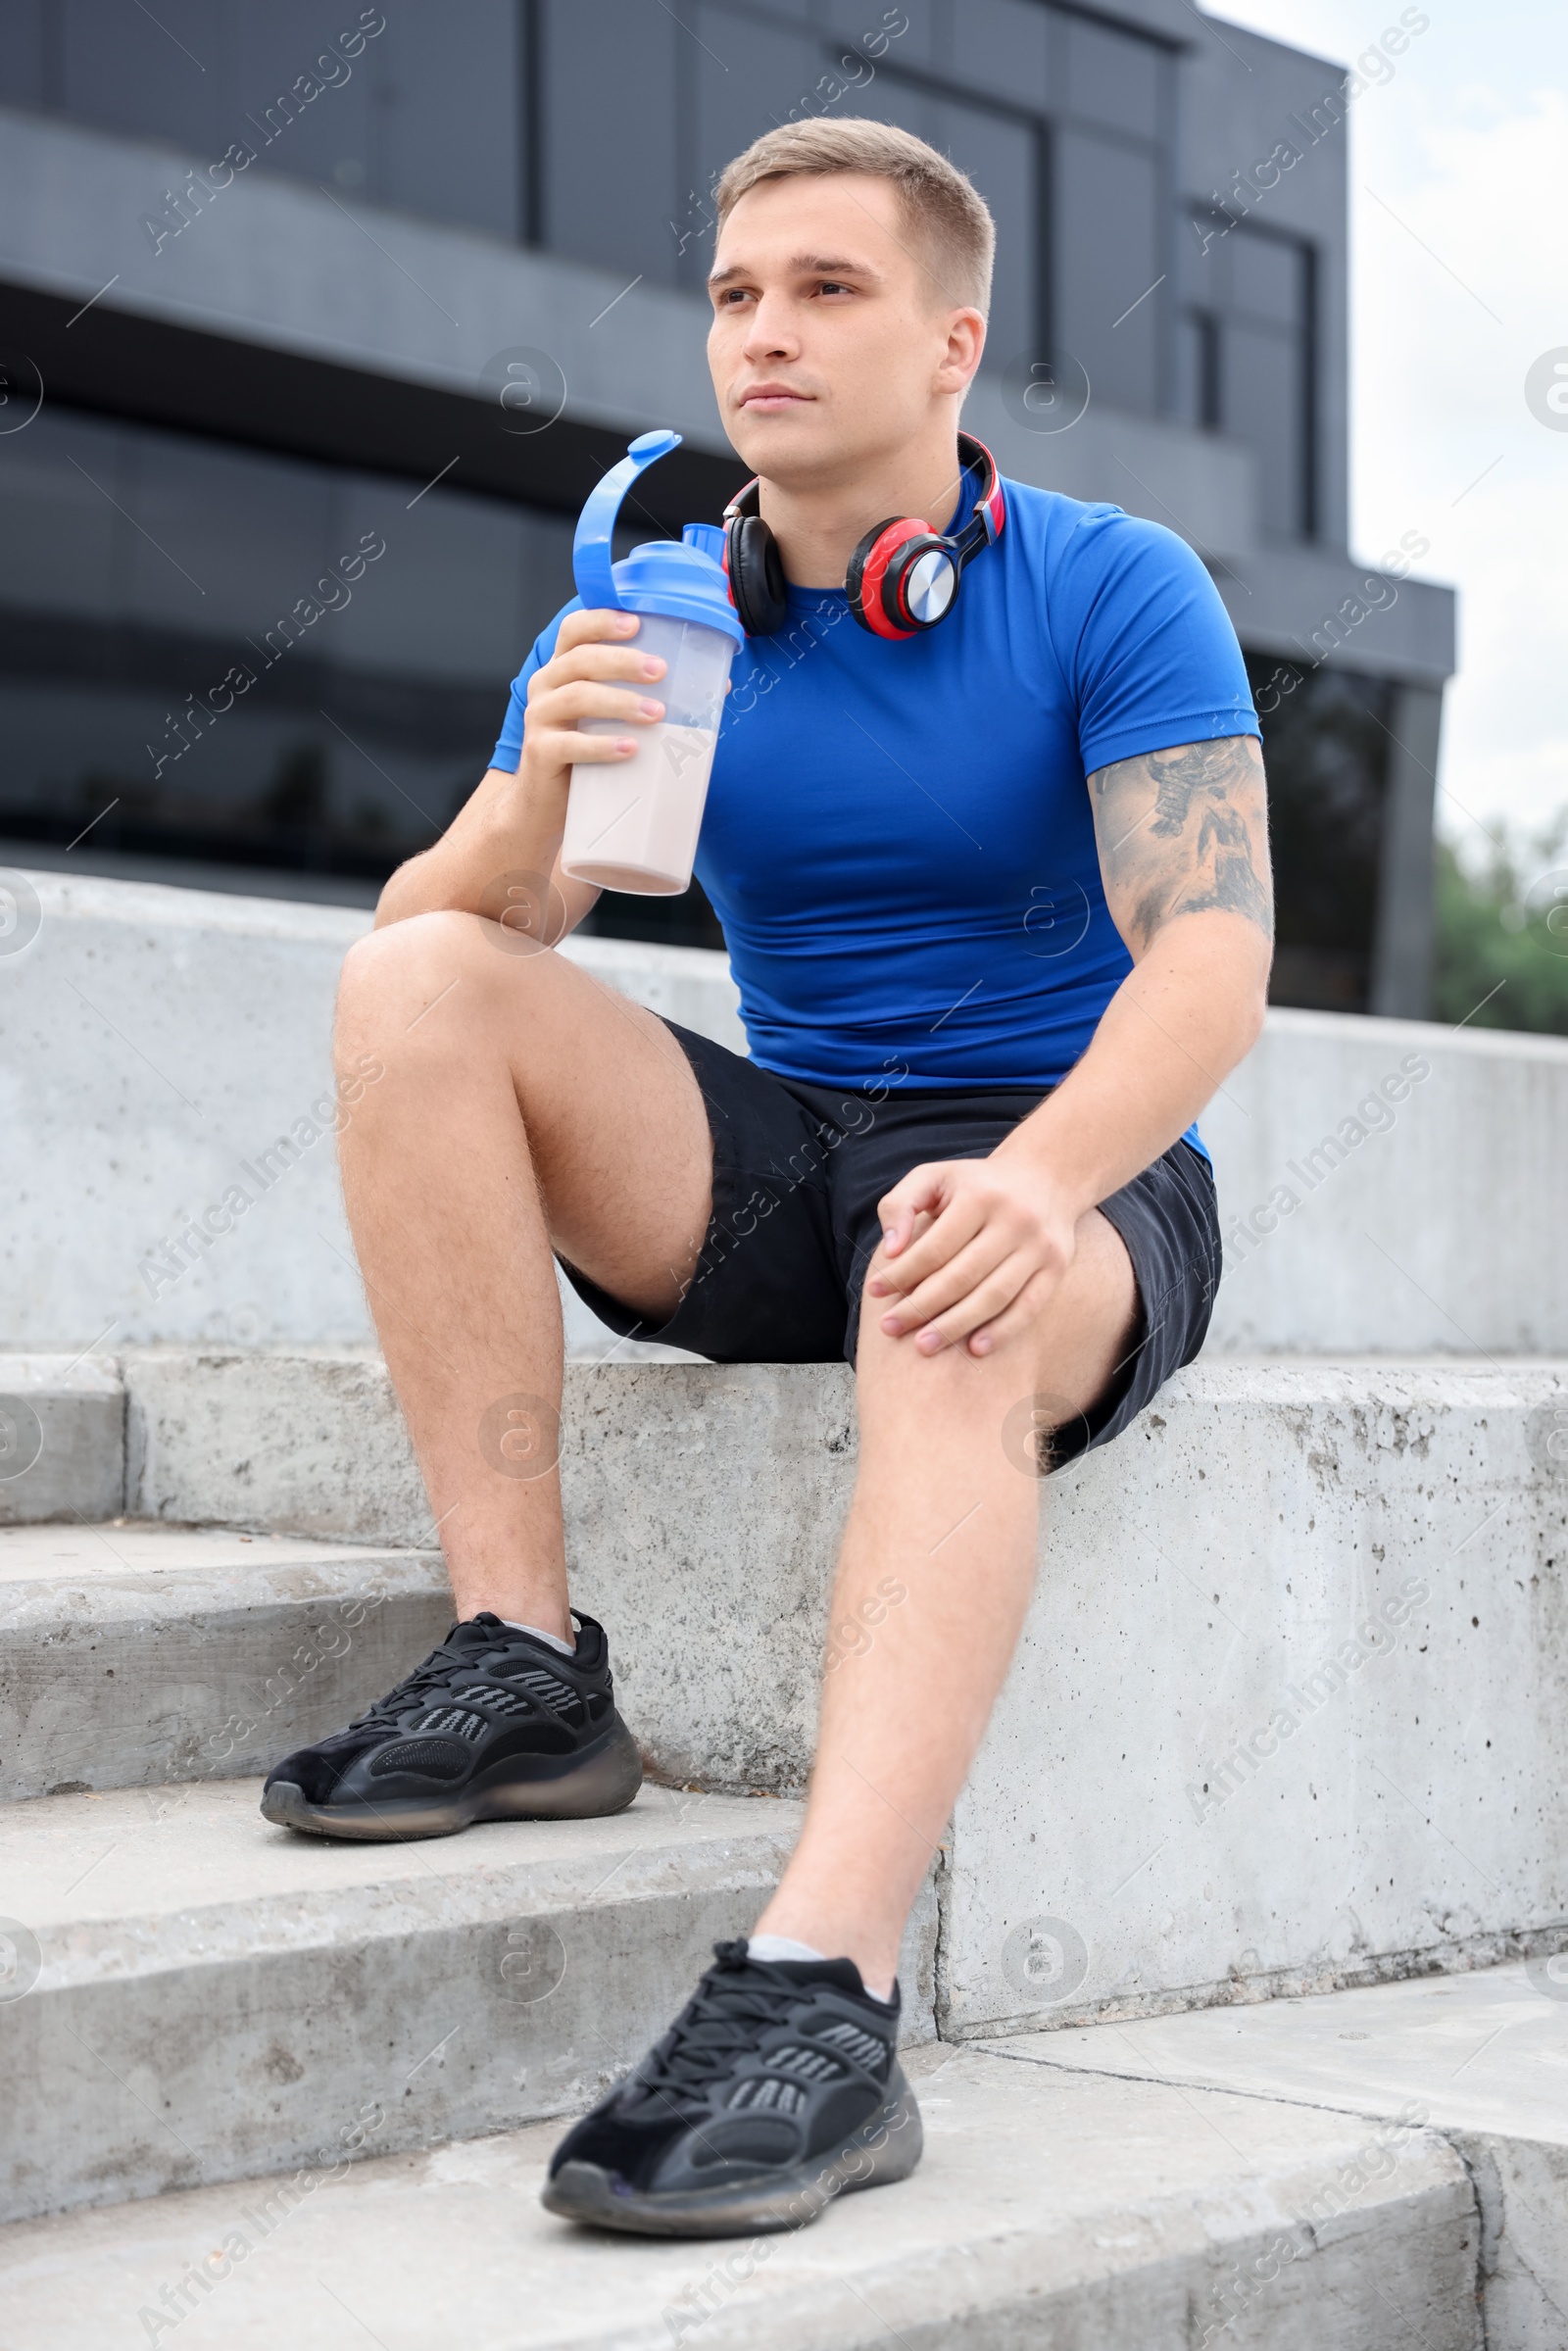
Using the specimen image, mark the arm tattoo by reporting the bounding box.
[1088,736,1274,955]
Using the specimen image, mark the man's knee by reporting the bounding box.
[856,1242,1022,1393]
[855,1215,1133,1412]
[339,907,488,1000]
[334,910,514,1067]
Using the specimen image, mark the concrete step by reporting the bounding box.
[0,2029,1482,2350]
[0,1354,122,1525]
[0,878,747,1364]
[7,868,1568,1355]
[992,1956,1568,2351]
[945,1348,1568,2041]
[5,1346,1567,2038]
[120,1346,1568,2035]
[0,1776,937,2227]
[0,1521,449,1800]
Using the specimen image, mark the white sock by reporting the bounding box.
[500,1618,576,1655]
[747,1933,895,2003]
[747,1934,826,1966]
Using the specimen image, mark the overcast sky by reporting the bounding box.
[1209,0,1568,858]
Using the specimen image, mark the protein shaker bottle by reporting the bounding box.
[561,428,744,895]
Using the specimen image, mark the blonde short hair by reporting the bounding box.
[713,118,995,316]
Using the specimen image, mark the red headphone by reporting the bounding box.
[721,433,1005,641]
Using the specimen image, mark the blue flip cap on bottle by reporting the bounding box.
[572,429,744,645]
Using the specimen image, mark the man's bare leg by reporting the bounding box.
[333,906,1132,1980]
[332,910,714,1635]
[752,1210,1138,1993]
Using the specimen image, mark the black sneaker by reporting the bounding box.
[542,1937,922,2237]
[259,1610,642,1840]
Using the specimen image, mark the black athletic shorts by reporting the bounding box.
[560,1017,1222,1468]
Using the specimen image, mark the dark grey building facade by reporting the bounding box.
[0,0,1453,1011]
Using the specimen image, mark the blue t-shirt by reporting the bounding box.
[492,477,1258,1154]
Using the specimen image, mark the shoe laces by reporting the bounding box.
[350,1623,515,1731]
[632,1942,820,2113]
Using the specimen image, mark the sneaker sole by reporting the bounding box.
[539,2079,923,2238]
[259,1716,644,1841]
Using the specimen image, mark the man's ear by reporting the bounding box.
[936,309,986,394]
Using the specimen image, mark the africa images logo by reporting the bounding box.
[1525,349,1568,432]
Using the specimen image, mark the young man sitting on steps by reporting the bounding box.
[261,118,1273,2238]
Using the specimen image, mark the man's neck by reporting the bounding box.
[757,429,969,591]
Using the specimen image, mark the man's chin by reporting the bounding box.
[727,408,861,488]
[729,400,823,453]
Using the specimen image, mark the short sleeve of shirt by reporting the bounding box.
[490,600,580,772]
[1047,507,1260,779]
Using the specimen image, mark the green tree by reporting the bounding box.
[1432,812,1568,1035]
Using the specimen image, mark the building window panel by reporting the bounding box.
[0,409,123,623]
[121,428,341,645]
[539,0,683,283]
[223,4,381,199]
[1247,653,1394,1014]
[1175,311,1221,432]
[31,0,521,237]
[55,0,226,154]
[818,0,942,72]
[1223,318,1304,537]
[0,403,576,883]
[344,4,519,234]
[1183,220,1315,538]
[1061,13,1162,141]
[0,0,49,106]
[1054,128,1162,416]
[330,478,542,683]
[914,0,1050,106]
[1229,224,1304,324]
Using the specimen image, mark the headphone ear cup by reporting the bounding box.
[847,517,927,639]
[724,513,788,636]
[887,537,959,629]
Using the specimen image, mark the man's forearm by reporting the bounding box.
[376,764,594,937]
[995,909,1269,1212]
[380,609,673,934]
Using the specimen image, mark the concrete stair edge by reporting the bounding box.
[3,1346,1568,1538]
[0,2033,1486,2351]
[0,1522,452,1799]
[985,1956,1568,2351]
[0,1777,939,2228]
[0,1354,123,1523]
[4,1342,1567,2050]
